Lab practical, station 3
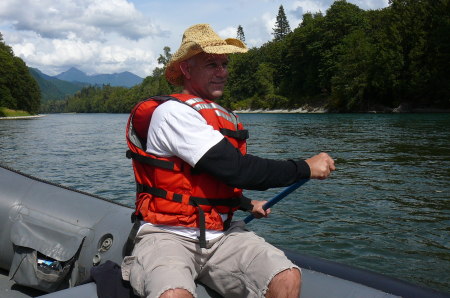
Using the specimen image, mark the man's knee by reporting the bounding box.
[160,288,194,298]
[280,267,301,285]
[267,268,302,298]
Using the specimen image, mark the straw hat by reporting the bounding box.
[165,24,248,86]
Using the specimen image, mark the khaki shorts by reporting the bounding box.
[122,221,300,298]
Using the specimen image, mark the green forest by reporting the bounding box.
[0,33,40,115]
[2,0,450,114]
[224,0,450,112]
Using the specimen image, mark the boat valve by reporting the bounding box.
[98,233,113,252]
[93,253,101,266]
[93,233,114,266]
[100,237,113,252]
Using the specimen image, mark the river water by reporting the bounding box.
[0,113,449,293]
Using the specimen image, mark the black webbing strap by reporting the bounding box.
[136,183,241,248]
[136,183,241,207]
[136,184,169,199]
[126,150,175,170]
[219,128,249,140]
[223,210,233,231]
[151,95,179,102]
[191,198,207,248]
[123,216,141,256]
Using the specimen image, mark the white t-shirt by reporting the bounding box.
[141,100,227,240]
[146,100,223,166]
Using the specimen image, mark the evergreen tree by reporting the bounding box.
[273,5,291,41]
[237,25,245,42]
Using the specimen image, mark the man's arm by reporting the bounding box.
[195,138,312,190]
[149,101,334,191]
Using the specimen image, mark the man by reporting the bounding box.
[122,24,335,298]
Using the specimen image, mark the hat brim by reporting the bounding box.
[165,38,247,86]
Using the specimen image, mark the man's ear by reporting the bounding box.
[179,61,191,80]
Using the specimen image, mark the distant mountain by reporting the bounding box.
[54,67,89,83]
[54,67,143,88]
[29,68,89,102]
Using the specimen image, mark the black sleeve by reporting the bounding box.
[194,138,310,190]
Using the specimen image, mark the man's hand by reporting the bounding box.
[306,152,335,180]
[250,200,271,219]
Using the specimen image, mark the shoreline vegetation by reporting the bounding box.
[1,105,448,119]
[235,104,450,114]
[0,107,32,117]
[38,1,449,115]
[2,1,450,115]
[0,107,45,119]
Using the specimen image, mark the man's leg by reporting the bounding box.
[160,289,194,298]
[200,221,301,297]
[122,225,199,297]
[266,268,301,298]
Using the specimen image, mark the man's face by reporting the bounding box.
[182,52,229,100]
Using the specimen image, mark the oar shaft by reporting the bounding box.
[244,179,309,224]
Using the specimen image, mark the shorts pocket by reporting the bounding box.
[122,256,145,297]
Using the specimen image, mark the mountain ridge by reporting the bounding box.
[29,68,89,102]
[29,67,145,102]
[54,67,143,88]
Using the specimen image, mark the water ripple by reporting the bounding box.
[1,113,449,293]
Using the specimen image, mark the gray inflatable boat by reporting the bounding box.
[0,164,447,298]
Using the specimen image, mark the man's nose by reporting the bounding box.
[215,65,227,76]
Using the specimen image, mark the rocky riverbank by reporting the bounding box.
[235,106,328,114]
[235,103,450,114]
[0,115,46,120]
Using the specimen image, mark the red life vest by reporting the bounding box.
[126,94,248,243]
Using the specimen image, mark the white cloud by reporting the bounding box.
[0,0,390,78]
[261,12,276,36]
[0,0,163,41]
[293,0,327,14]
[82,0,165,40]
[8,31,157,77]
[348,0,390,10]
[218,26,238,40]
[291,0,328,26]
[0,0,163,77]
[13,42,36,59]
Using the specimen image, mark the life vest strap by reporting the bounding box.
[136,183,240,249]
[126,150,176,171]
[136,183,240,207]
[219,128,249,140]
[190,199,207,248]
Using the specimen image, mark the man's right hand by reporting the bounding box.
[305,152,335,180]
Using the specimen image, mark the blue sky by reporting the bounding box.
[0,0,388,78]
